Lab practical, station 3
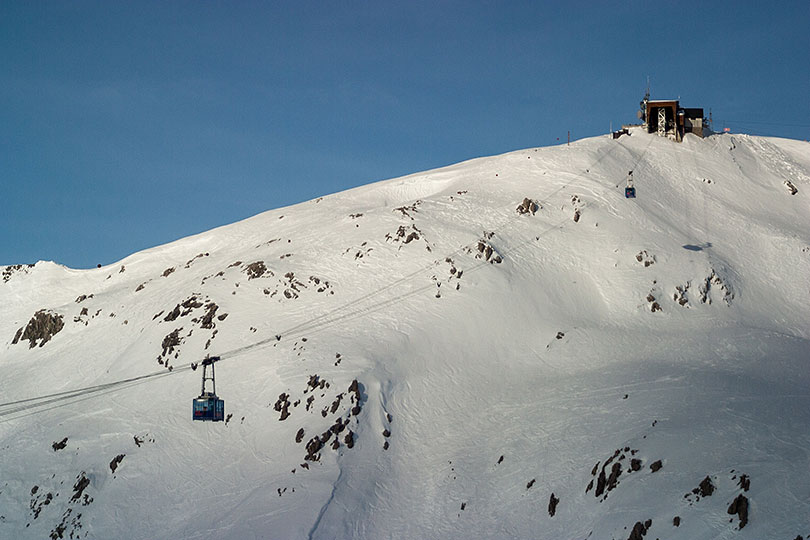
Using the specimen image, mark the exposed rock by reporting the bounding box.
[329,394,344,414]
[626,519,652,540]
[52,437,68,451]
[163,305,182,322]
[548,493,559,516]
[697,476,714,497]
[164,295,205,323]
[306,374,322,392]
[394,201,421,219]
[309,275,331,293]
[109,454,125,474]
[12,310,65,348]
[650,460,663,473]
[595,469,607,497]
[305,437,323,461]
[473,238,503,264]
[348,379,362,409]
[160,329,183,358]
[199,302,219,329]
[385,224,424,247]
[344,430,355,449]
[516,197,539,215]
[606,462,622,493]
[674,284,690,306]
[244,261,268,279]
[184,252,209,268]
[2,263,34,283]
[698,268,734,306]
[50,523,67,539]
[71,474,90,502]
[274,393,291,421]
[330,417,346,434]
[727,494,749,528]
[635,250,655,267]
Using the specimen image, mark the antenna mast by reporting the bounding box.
[640,76,651,126]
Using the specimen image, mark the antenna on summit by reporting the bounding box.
[639,76,651,126]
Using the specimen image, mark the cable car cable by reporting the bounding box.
[0,373,177,424]
[0,366,191,410]
[0,135,629,421]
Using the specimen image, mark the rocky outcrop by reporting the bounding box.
[12,310,65,348]
[515,197,539,215]
[727,493,749,529]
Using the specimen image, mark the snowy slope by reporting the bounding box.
[1,129,809,540]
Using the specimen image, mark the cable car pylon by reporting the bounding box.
[191,355,224,422]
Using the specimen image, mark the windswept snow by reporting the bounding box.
[1,129,809,539]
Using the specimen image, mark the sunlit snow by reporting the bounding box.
[2,129,809,539]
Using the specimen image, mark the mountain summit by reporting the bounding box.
[2,130,809,539]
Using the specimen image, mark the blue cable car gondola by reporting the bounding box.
[625,170,636,198]
[192,356,224,422]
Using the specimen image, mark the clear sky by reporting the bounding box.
[2,1,809,268]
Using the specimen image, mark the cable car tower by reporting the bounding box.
[192,355,225,421]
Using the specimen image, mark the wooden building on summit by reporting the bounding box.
[641,97,705,141]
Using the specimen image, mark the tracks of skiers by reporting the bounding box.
[0,135,655,422]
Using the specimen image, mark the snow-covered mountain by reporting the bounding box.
[2,129,809,540]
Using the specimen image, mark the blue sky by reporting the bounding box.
[2,1,808,268]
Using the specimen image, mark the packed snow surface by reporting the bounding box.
[2,129,809,539]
